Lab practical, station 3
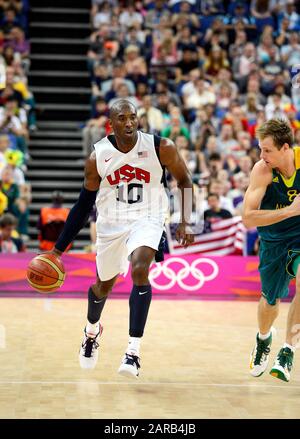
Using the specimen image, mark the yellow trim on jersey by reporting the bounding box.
[273,146,300,187]
[294,146,300,170]
[279,147,300,188]
[280,171,296,188]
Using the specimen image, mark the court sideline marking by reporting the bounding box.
[0,380,299,389]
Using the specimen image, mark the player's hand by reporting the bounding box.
[38,248,63,258]
[288,194,300,216]
[175,223,195,248]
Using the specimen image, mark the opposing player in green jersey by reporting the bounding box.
[243,119,300,382]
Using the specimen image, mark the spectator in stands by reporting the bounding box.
[281,0,300,31]
[5,26,30,72]
[144,0,171,30]
[203,135,219,160]
[0,148,25,186]
[175,135,200,175]
[204,193,232,231]
[2,65,36,131]
[137,95,164,133]
[170,1,199,30]
[0,163,19,213]
[1,8,20,35]
[281,31,300,68]
[175,47,199,83]
[214,68,239,102]
[124,44,147,76]
[234,42,257,80]
[0,95,26,153]
[257,31,276,64]
[184,78,216,111]
[119,1,144,30]
[160,106,189,140]
[82,97,109,157]
[216,123,239,155]
[151,30,178,66]
[176,25,198,53]
[238,155,254,177]
[200,1,225,16]
[93,1,112,29]
[12,179,30,240]
[227,171,250,213]
[0,134,9,169]
[265,92,286,120]
[123,25,145,51]
[229,29,248,60]
[37,191,71,252]
[203,18,229,51]
[108,82,140,109]
[0,212,25,252]
[204,45,230,81]
[224,3,255,29]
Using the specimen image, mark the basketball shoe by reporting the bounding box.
[118,353,140,378]
[270,347,294,382]
[79,324,103,369]
[250,327,275,377]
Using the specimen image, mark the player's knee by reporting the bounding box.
[265,298,280,308]
[92,281,112,299]
[131,261,149,283]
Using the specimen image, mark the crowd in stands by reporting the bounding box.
[0,0,32,252]
[82,0,300,254]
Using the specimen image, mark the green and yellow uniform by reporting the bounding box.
[258,147,300,305]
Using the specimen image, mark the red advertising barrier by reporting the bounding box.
[0,253,295,301]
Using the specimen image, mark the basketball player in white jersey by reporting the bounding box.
[51,100,194,378]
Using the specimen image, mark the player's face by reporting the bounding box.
[111,109,138,141]
[259,137,287,168]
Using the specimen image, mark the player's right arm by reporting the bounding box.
[242,160,300,228]
[52,152,101,256]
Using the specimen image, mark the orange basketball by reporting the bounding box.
[27,254,66,293]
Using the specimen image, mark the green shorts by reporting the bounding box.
[259,239,300,305]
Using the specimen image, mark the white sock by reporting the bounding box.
[86,320,100,337]
[259,330,271,340]
[283,342,296,353]
[126,337,141,356]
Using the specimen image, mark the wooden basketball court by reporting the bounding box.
[0,298,299,419]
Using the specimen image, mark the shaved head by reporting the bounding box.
[110,99,137,119]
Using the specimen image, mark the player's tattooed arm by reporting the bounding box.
[84,151,101,191]
[159,137,194,247]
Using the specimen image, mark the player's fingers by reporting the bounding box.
[183,234,194,248]
[175,230,181,243]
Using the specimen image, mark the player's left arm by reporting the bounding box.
[159,137,194,247]
[52,151,101,256]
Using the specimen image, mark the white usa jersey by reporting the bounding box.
[94,131,169,224]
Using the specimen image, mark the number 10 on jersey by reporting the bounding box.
[116,183,143,204]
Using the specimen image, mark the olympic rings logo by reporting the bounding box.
[149,257,219,291]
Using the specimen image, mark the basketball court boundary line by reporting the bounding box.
[0,380,299,389]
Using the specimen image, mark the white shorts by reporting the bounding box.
[96,217,165,281]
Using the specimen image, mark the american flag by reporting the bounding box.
[138,151,148,158]
[166,216,246,256]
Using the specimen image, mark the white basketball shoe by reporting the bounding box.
[250,327,276,377]
[79,324,103,369]
[118,353,141,378]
